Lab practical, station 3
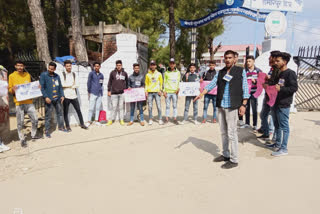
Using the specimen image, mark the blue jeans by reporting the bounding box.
[273,107,290,151]
[184,96,198,121]
[147,93,162,120]
[130,101,144,122]
[45,99,64,132]
[203,94,217,120]
[165,93,178,118]
[88,94,102,121]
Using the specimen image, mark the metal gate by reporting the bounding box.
[293,46,320,111]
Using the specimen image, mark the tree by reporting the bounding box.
[169,0,175,59]
[27,0,51,64]
[70,0,88,62]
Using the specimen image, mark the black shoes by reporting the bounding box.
[213,155,230,162]
[81,125,88,130]
[21,140,28,148]
[257,128,264,134]
[257,134,270,139]
[66,127,72,132]
[221,161,238,169]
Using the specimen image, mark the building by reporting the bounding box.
[202,44,262,68]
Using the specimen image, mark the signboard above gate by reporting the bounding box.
[250,0,303,12]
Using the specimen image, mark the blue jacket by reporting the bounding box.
[40,71,64,100]
[87,71,104,96]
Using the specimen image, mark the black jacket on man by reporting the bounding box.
[202,69,216,81]
[275,68,298,108]
[128,72,145,88]
[107,68,128,94]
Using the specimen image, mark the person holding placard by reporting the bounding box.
[163,58,181,125]
[87,62,104,126]
[8,61,40,147]
[127,63,145,126]
[107,60,128,126]
[40,62,66,138]
[145,60,163,125]
[61,60,87,131]
[181,63,201,125]
[194,50,250,169]
[200,60,217,124]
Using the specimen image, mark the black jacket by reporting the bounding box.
[107,68,128,94]
[202,69,216,81]
[275,69,298,108]
[128,72,145,88]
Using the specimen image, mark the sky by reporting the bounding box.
[212,0,320,56]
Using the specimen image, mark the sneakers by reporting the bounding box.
[271,149,288,157]
[257,128,264,134]
[106,121,113,126]
[213,155,230,162]
[81,125,88,130]
[120,120,125,126]
[194,120,200,125]
[21,140,28,148]
[240,124,250,129]
[127,121,134,126]
[266,143,280,151]
[148,119,153,125]
[213,118,217,123]
[179,120,185,125]
[66,127,72,132]
[173,119,179,125]
[45,132,51,138]
[202,119,206,124]
[0,143,10,152]
[94,121,102,126]
[221,161,238,169]
[85,122,92,127]
[59,128,68,132]
[253,126,257,131]
[140,121,145,126]
[257,134,270,140]
[239,120,245,126]
[159,120,164,125]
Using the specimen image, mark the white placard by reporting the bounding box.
[178,82,200,97]
[0,80,8,97]
[15,81,42,101]
[250,0,303,12]
[124,87,146,103]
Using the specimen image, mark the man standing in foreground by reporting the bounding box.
[163,58,180,125]
[127,63,145,126]
[9,61,40,147]
[266,52,298,156]
[61,60,87,131]
[194,50,250,169]
[107,60,128,126]
[145,60,163,125]
[40,62,66,138]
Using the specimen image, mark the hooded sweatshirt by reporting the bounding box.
[145,70,163,92]
[108,68,128,95]
[164,68,181,93]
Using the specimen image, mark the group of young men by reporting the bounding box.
[5,49,298,170]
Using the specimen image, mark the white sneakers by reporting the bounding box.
[0,142,10,153]
[148,119,164,125]
[159,120,164,125]
[148,119,153,125]
[194,120,200,125]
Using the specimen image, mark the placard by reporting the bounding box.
[253,72,267,98]
[179,82,200,97]
[15,81,42,101]
[200,81,217,95]
[124,87,146,103]
[0,80,8,97]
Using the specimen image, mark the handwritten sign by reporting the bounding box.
[179,82,200,97]
[266,85,278,107]
[0,80,8,97]
[15,81,42,101]
[200,81,217,95]
[124,87,146,103]
[253,72,267,98]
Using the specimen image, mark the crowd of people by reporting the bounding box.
[2,49,298,169]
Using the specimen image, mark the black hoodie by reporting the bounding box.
[107,68,129,94]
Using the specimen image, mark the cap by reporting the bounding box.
[150,60,156,65]
[169,58,175,63]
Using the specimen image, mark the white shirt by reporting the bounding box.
[61,71,79,99]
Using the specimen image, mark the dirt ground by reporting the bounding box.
[0,97,320,214]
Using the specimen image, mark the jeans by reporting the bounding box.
[130,101,144,122]
[203,94,217,120]
[165,93,178,118]
[273,107,290,151]
[147,93,162,120]
[218,108,239,163]
[183,96,198,121]
[45,99,64,132]
[260,97,271,135]
[245,92,258,126]
[16,104,38,141]
[63,98,85,128]
[88,94,102,121]
[111,94,124,121]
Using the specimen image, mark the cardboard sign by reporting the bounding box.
[200,81,217,95]
[15,81,42,101]
[124,87,146,103]
[178,82,200,97]
[0,80,8,97]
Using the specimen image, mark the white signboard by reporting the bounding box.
[265,11,287,37]
[178,82,200,97]
[16,81,42,101]
[250,0,303,12]
[124,88,146,103]
[0,80,8,97]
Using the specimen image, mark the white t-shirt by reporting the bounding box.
[61,71,78,99]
